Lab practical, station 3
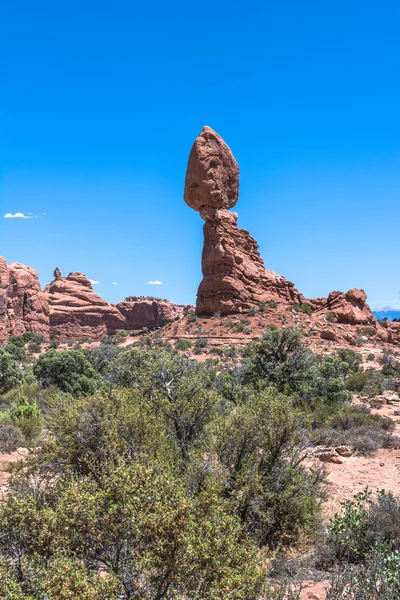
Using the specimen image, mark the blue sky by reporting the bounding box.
[1,0,399,308]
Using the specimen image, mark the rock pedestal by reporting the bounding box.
[184,126,303,314]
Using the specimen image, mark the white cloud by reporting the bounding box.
[4,212,34,219]
[112,282,118,285]
[147,280,163,285]
[89,279,100,285]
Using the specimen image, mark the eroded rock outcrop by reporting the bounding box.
[0,257,50,341]
[117,297,188,329]
[312,288,376,326]
[44,273,187,339]
[44,272,126,339]
[184,126,304,314]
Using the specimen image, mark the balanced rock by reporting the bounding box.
[184,127,304,315]
[0,257,50,341]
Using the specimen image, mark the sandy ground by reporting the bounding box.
[0,447,28,500]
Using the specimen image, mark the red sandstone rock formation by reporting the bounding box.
[44,272,125,339]
[44,273,187,339]
[117,296,188,330]
[184,126,304,314]
[0,257,50,341]
[312,288,376,326]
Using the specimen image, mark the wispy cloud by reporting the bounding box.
[4,212,35,219]
[112,282,118,285]
[89,279,100,285]
[147,280,163,285]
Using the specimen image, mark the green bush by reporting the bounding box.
[327,549,400,599]
[4,342,25,361]
[187,311,197,324]
[211,389,326,547]
[34,349,97,396]
[0,462,264,599]
[0,425,25,452]
[328,488,400,564]
[300,303,313,315]
[326,312,336,323]
[175,339,193,351]
[22,331,45,344]
[346,372,369,392]
[9,397,42,441]
[195,337,208,349]
[0,347,23,394]
[328,488,373,562]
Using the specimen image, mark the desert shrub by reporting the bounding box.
[327,549,400,599]
[289,304,300,312]
[379,351,400,377]
[313,405,397,452]
[326,312,336,323]
[268,300,278,309]
[175,338,192,351]
[85,343,121,374]
[21,331,44,344]
[195,337,208,352]
[367,353,375,361]
[362,371,384,397]
[345,372,369,392]
[357,327,376,338]
[328,405,393,433]
[0,460,265,600]
[27,339,42,354]
[224,346,237,358]
[187,311,197,324]
[34,349,97,395]
[0,425,25,452]
[9,397,42,441]
[49,339,60,349]
[242,328,350,408]
[209,346,223,356]
[328,488,400,565]
[337,348,362,377]
[104,348,219,463]
[0,347,23,394]
[29,388,172,479]
[211,389,326,548]
[247,306,257,316]
[328,488,374,562]
[300,303,313,315]
[8,335,25,347]
[288,302,312,315]
[315,426,399,453]
[4,342,26,361]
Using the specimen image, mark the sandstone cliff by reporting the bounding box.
[0,258,50,341]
